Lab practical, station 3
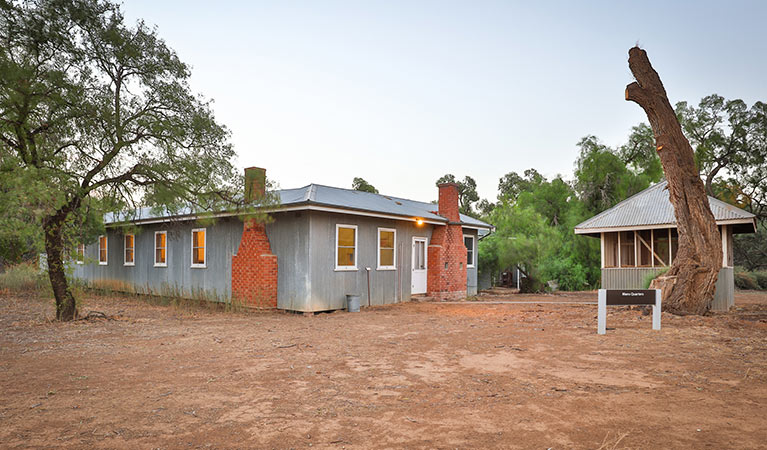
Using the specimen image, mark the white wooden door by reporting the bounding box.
[412,237,427,294]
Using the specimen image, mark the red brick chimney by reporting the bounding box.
[244,167,266,203]
[437,182,460,222]
[427,182,467,301]
[232,166,278,308]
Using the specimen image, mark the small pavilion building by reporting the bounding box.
[574,181,756,311]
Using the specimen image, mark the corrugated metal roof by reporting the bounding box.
[106,183,493,229]
[574,180,755,233]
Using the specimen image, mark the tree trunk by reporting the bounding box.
[625,47,722,315]
[43,214,78,321]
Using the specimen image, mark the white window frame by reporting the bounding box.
[335,224,358,271]
[154,231,167,267]
[76,243,85,265]
[191,228,207,269]
[464,235,475,268]
[98,235,108,265]
[124,234,135,266]
[377,227,397,270]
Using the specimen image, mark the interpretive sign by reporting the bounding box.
[598,289,661,335]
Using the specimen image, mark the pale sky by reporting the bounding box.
[122,0,767,203]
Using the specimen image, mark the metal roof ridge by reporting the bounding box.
[302,184,317,202]
[302,182,434,205]
[707,195,755,218]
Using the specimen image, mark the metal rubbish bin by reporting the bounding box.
[346,294,361,312]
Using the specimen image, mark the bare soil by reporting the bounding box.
[1,289,766,449]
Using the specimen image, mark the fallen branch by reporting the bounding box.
[76,311,116,321]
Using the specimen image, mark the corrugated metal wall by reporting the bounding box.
[72,210,480,311]
[712,267,734,311]
[71,218,243,300]
[601,267,666,290]
[303,211,434,312]
[265,212,311,311]
[477,269,492,291]
[602,267,735,311]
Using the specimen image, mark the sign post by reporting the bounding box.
[598,289,661,335]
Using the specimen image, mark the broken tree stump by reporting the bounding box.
[625,47,722,315]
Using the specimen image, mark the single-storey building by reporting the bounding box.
[72,168,493,312]
[574,181,757,311]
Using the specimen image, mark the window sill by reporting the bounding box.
[191,264,207,269]
[98,262,108,266]
[335,267,358,272]
[124,262,135,267]
[377,267,396,271]
[467,265,475,269]
[154,263,167,268]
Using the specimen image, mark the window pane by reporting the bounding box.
[464,237,474,265]
[654,229,669,266]
[125,235,134,263]
[619,231,635,267]
[637,230,652,266]
[380,248,394,267]
[670,229,679,262]
[193,230,205,247]
[415,241,425,270]
[193,247,205,265]
[604,233,618,267]
[338,227,355,247]
[99,236,107,262]
[379,231,394,249]
[337,247,355,266]
[155,232,166,264]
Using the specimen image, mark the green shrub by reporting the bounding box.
[734,271,759,290]
[0,262,50,293]
[539,256,591,291]
[753,271,767,290]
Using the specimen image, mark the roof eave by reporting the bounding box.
[574,217,757,236]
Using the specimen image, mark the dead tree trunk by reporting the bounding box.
[625,47,722,315]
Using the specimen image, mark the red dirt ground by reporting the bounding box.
[1,289,766,449]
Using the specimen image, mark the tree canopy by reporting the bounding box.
[0,0,241,319]
[436,174,479,216]
[351,177,378,194]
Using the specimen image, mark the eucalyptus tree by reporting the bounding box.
[0,0,241,320]
[676,95,766,197]
[436,174,479,216]
[351,177,378,194]
[573,135,652,215]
